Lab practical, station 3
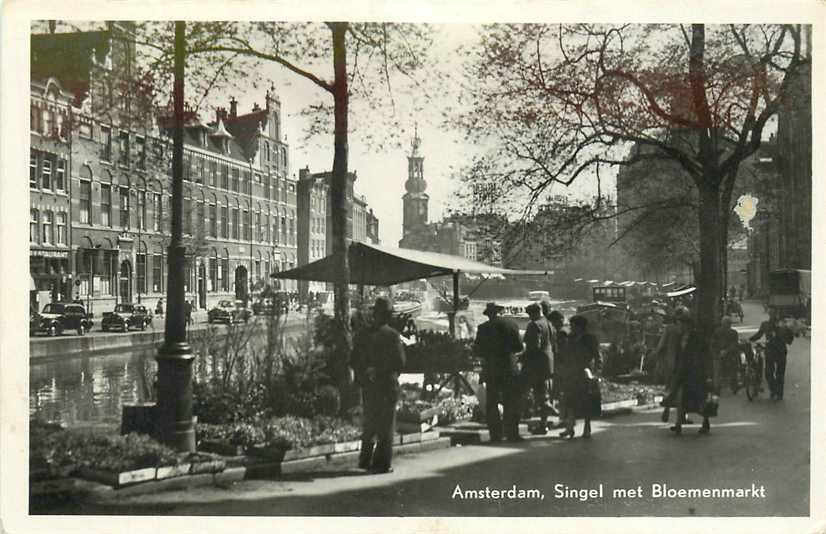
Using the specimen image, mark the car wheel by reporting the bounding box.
[48,325,57,337]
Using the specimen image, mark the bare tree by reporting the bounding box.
[456,23,808,334]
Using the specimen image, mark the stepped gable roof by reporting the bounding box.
[30,30,111,107]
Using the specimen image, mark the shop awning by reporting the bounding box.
[271,242,548,286]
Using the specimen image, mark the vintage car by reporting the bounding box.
[30,302,94,337]
[207,299,252,324]
[101,303,153,332]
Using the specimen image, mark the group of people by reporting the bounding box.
[474,301,601,442]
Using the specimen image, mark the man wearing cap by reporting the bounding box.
[354,297,406,474]
[474,302,523,442]
[521,303,555,435]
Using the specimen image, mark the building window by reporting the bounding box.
[137,253,147,294]
[183,153,191,181]
[101,126,113,161]
[210,161,217,187]
[55,159,66,191]
[209,203,218,238]
[136,136,146,169]
[243,210,250,241]
[56,212,66,245]
[232,208,239,240]
[101,252,116,296]
[41,158,52,190]
[220,205,228,239]
[152,254,163,292]
[256,212,263,241]
[231,168,240,192]
[281,216,286,244]
[101,183,112,227]
[137,190,147,230]
[221,164,229,189]
[42,109,53,137]
[243,170,251,194]
[31,104,42,133]
[221,258,230,291]
[197,202,205,234]
[79,180,92,225]
[209,257,217,292]
[118,130,130,166]
[30,209,39,243]
[119,187,129,228]
[184,197,192,235]
[30,150,38,189]
[153,193,162,232]
[197,158,205,184]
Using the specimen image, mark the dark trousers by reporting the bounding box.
[358,387,396,470]
[524,376,550,422]
[765,353,787,398]
[485,374,519,440]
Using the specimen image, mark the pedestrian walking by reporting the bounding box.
[546,309,568,426]
[749,308,794,400]
[710,316,739,394]
[558,315,601,439]
[654,307,691,423]
[185,300,193,326]
[662,313,713,435]
[473,302,523,442]
[155,298,164,318]
[520,303,555,435]
[352,297,405,474]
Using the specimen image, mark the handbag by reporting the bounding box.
[702,393,719,417]
[586,372,602,418]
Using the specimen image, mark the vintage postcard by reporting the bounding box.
[1,1,824,533]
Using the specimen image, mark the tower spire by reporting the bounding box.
[410,122,421,157]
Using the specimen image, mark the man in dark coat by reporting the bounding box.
[665,315,713,435]
[750,308,794,400]
[521,303,554,435]
[353,297,405,474]
[474,302,523,442]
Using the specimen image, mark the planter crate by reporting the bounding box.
[189,459,226,475]
[420,431,439,442]
[79,466,157,488]
[199,440,246,457]
[283,443,335,461]
[401,432,422,444]
[397,407,440,424]
[397,421,434,434]
[247,445,287,462]
[333,440,361,454]
[155,463,192,480]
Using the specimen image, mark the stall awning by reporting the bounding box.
[271,242,548,286]
[666,286,696,298]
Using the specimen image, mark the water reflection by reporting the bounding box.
[30,349,158,427]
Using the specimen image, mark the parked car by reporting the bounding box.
[252,297,275,316]
[30,302,94,337]
[207,300,252,324]
[101,303,153,332]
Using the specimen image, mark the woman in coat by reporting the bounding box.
[662,313,713,434]
[558,315,601,439]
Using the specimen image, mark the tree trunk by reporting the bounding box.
[329,22,353,408]
[696,183,723,337]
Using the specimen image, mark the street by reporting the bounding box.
[42,303,811,517]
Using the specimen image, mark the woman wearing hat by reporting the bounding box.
[558,315,601,439]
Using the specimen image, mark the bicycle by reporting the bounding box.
[745,342,765,401]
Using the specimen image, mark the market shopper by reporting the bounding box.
[557,315,601,439]
[474,302,523,442]
[710,316,740,394]
[654,307,692,424]
[352,297,406,474]
[521,303,555,435]
[662,313,713,435]
[750,308,794,400]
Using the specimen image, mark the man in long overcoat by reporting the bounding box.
[353,297,406,474]
[474,302,523,442]
[521,303,554,434]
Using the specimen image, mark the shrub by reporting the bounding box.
[197,422,266,448]
[314,385,341,416]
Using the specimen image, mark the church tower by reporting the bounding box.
[402,124,429,236]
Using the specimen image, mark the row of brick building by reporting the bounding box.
[29,23,378,315]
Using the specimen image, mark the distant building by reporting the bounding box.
[296,167,379,299]
[29,23,297,315]
[397,129,500,264]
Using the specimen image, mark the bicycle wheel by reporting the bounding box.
[745,367,758,401]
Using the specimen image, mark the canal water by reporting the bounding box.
[29,298,582,427]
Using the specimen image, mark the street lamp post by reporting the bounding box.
[155,21,195,452]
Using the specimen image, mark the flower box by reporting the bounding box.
[420,430,440,442]
[401,432,422,444]
[397,421,434,434]
[397,407,440,424]
[247,445,287,462]
[78,466,157,488]
[333,440,361,454]
[189,459,226,475]
[283,443,335,461]
[199,440,247,457]
[155,463,192,480]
